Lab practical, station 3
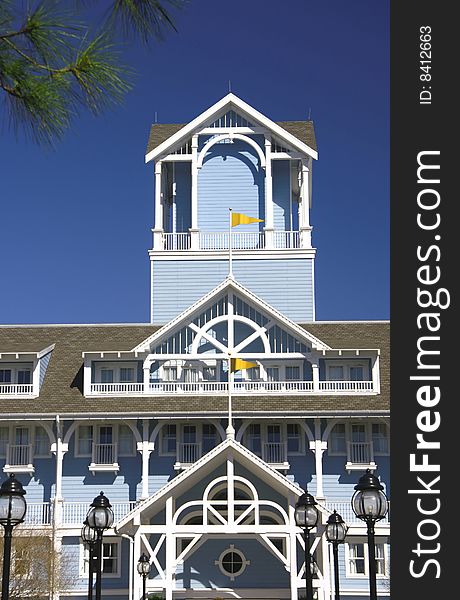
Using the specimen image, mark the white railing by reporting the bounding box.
[23,502,52,525]
[347,441,373,465]
[319,381,374,392]
[90,383,144,394]
[273,230,300,249]
[149,382,228,394]
[156,231,303,251]
[88,380,374,396]
[6,444,32,466]
[61,501,137,525]
[321,499,390,525]
[162,232,191,251]
[178,443,202,464]
[92,443,118,465]
[262,442,288,464]
[0,383,34,396]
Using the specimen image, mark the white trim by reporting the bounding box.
[80,537,122,578]
[345,537,390,579]
[145,93,317,163]
[215,545,249,581]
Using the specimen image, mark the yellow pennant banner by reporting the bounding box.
[230,358,258,372]
[231,212,263,227]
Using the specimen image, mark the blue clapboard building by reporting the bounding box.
[0,94,389,600]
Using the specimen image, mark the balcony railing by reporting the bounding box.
[61,501,137,526]
[4,444,34,473]
[23,502,52,525]
[87,380,375,396]
[262,442,288,465]
[321,499,390,525]
[159,231,302,251]
[347,441,374,465]
[177,442,202,464]
[0,383,34,396]
[91,443,118,465]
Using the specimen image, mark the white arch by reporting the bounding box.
[197,133,266,169]
[190,314,271,355]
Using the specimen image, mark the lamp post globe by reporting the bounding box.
[351,470,388,600]
[294,489,318,600]
[86,492,114,600]
[325,510,348,600]
[137,553,151,600]
[0,474,27,600]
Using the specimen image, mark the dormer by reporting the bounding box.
[0,345,54,399]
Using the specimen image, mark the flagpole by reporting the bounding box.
[226,356,235,439]
[228,208,233,279]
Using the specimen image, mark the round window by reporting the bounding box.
[216,546,249,580]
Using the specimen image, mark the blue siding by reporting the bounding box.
[152,258,314,323]
[272,160,293,230]
[198,139,265,231]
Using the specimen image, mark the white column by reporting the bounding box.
[51,433,68,526]
[138,419,154,499]
[133,531,142,600]
[165,497,175,600]
[309,418,326,500]
[372,354,381,393]
[189,134,199,250]
[299,160,312,248]
[227,450,235,527]
[153,161,164,249]
[143,362,151,394]
[83,359,92,396]
[264,137,274,249]
[289,500,299,600]
[311,359,320,393]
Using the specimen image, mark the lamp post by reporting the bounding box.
[294,488,319,600]
[81,518,98,600]
[325,510,348,600]
[0,474,27,600]
[351,470,388,600]
[86,492,114,600]
[137,552,151,600]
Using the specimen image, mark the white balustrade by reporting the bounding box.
[157,231,302,251]
[23,502,52,525]
[61,501,137,525]
[92,443,118,465]
[347,441,373,465]
[321,499,390,524]
[262,442,288,464]
[273,230,300,249]
[6,444,32,466]
[319,381,374,392]
[90,383,144,394]
[178,443,202,464]
[0,383,34,396]
[162,232,191,251]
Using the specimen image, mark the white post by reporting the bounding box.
[133,531,142,600]
[228,208,233,278]
[143,362,151,394]
[153,161,164,249]
[289,500,299,600]
[165,497,175,600]
[139,419,154,500]
[311,361,320,393]
[51,416,68,527]
[190,134,199,249]
[310,418,326,500]
[227,450,235,526]
[264,137,274,249]
[299,160,312,248]
[83,359,92,396]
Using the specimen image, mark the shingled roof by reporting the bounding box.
[0,321,389,418]
[146,121,317,156]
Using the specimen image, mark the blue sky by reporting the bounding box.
[0,0,389,324]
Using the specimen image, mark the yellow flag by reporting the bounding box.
[230,358,258,372]
[231,212,263,227]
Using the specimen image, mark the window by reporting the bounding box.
[329,424,346,454]
[287,423,302,454]
[202,424,217,454]
[246,367,260,381]
[163,366,177,381]
[81,540,121,577]
[17,369,32,384]
[266,367,279,382]
[246,424,261,454]
[350,366,364,381]
[372,424,389,454]
[77,425,93,456]
[0,369,12,383]
[118,424,135,456]
[182,424,196,444]
[346,540,388,578]
[100,369,114,384]
[329,366,344,380]
[183,367,198,383]
[215,546,249,581]
[286,366,300,380]
[34,426,49,457]
[120,368,134,382]
[161,424,176,455]
[348,542,366,575]
[0,427,8,457]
